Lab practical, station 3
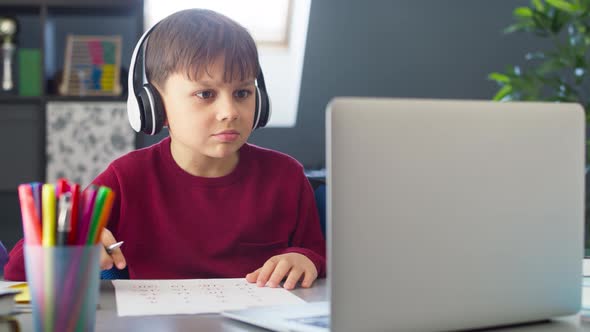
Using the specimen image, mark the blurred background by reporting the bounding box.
[0,0,577,252]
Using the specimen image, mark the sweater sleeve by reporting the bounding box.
[3,239,25,281]
[281,172,327,278]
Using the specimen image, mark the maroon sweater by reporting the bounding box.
[4,138,326,280]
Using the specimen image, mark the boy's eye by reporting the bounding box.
[234,89,252,99]
[195,90,215,99]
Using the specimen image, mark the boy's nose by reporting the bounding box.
[216,96,239,121]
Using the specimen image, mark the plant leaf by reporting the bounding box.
[493,85,513,101]
[550,10,569,33]
[532,0,545,10]
[488,72,511,83]
[504,22,534,34]
[514,7,534,17]
[532,11,550,30]
[546,0,579,13]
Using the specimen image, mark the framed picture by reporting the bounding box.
[59,35,122,96]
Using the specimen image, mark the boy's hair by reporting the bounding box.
[145,9,259,89]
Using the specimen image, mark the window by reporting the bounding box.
[145,0,292,46]
[143,0,310,127]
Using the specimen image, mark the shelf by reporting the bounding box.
[0,0,141,9]
[46,0,141,9]
[43,8,140,89]
[0,95,130,103]
[0,1,43,8]
[0,96,42,104]
[0,5,42,13]
[45,95,127,102]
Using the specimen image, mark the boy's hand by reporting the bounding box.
[100,228,127,271]
[245,253,317,290]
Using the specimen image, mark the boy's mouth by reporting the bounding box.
[212,130,240,142]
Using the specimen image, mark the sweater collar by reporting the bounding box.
[159,137,251,187]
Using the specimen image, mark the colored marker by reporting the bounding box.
[67,184,81,245]
[94,188,115,244]
[30,182,42,225]
[42,184,56,246]
[55,178,70,198]
[86,186,110,245]
[77,185,98,245]
[17,184,42,245]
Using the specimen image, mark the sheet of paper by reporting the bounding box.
[583,284,590,308]
[581,282,590,321]
[112,278,306,316]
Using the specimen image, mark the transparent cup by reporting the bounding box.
[24,244,101,332]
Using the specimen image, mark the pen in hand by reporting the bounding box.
[105,241,124,255]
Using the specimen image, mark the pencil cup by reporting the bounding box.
[24,244,101,332]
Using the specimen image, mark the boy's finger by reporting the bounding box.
[99,246,114,270]
[283,268,304,290]
[245,268,261,283]
[301,268,317,288]
[100,228,126,269]
[256,259,277,287]
[110,248,127,269]
[267,260,291,288]
[100,228,117,247]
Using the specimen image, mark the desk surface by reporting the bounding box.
[8,279,590,332]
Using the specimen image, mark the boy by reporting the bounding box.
[4,9,326,290]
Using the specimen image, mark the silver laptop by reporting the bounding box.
[224,97,585,332]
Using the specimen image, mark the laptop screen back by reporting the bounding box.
[326,98,584,331]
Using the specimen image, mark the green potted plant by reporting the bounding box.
[488,0,590,162]
[488,0,590,252]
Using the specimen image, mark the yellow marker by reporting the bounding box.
[42,184,56,246]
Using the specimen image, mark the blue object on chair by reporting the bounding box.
[307,176,327,239]
[0,241,8,273]
[314,184,327,238]
[101,266,129,280]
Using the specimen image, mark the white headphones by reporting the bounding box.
[127,20,272,135]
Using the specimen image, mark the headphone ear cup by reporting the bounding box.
[254,86,271,129]
[139,84,165,135]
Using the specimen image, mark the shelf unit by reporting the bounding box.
[0,0,142,250]
[0,0,142,187]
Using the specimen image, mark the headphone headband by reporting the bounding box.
[127,23,159,132]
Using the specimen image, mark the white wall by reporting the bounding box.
[258,0,311,127]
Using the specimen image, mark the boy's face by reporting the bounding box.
[160,57,257,162]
